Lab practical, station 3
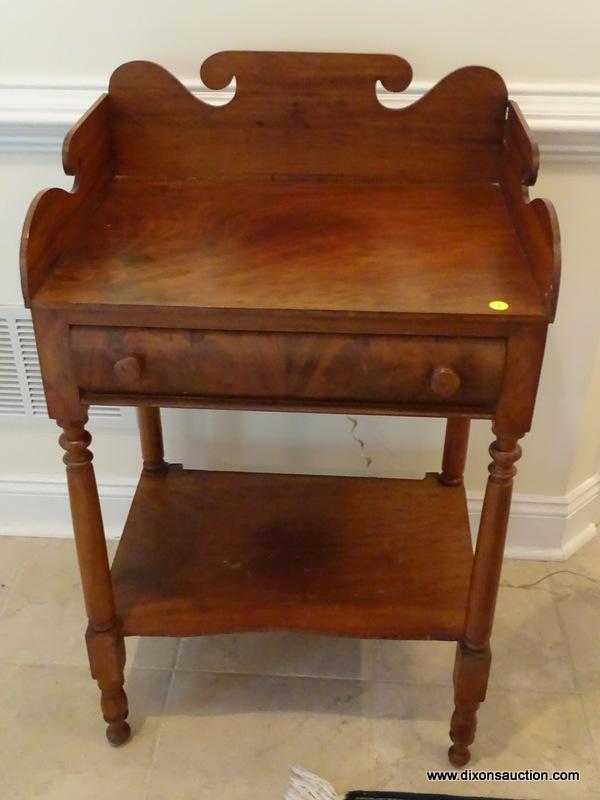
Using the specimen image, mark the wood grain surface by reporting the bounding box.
[109,54,507,182]
[111,467,473,639]
[70,326,506,409]
[35,181,545,321]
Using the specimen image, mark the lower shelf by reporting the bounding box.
[111,466,473,639]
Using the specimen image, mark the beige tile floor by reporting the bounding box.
[1,533,600,799]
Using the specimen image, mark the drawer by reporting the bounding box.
[70,327,506,409]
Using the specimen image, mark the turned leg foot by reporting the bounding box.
[448,706,478,766]
[448,642,491,766]
[86,624,131,745]
[107,720,131,746]
[101,684,131,745]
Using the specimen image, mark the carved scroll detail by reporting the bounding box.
[501,100,561,320]
[20,95,112,305]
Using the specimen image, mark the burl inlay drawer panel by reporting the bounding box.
[70,327,506,408]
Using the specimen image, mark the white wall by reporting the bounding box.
[2,0,600,85]
[1,1,599,557]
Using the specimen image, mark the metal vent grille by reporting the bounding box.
[16,317,46,415]
[0,317,25,414]
[0,308,122,422]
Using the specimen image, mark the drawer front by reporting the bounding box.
[70,327,506,408]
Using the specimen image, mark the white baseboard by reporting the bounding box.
[1,471,598,561]
[0,477,134,540]
[468,472,600,560]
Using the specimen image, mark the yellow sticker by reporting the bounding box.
[489,300,509,311]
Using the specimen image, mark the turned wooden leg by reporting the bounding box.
[440,417,470,486]
[86,625,129,745]
[449,643,491,766]
[58,417,130,746]
[448,429,522,765]
[137,406,167,473]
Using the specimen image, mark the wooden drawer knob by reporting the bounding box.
[114,355,143,384]
[430,366,461,398]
